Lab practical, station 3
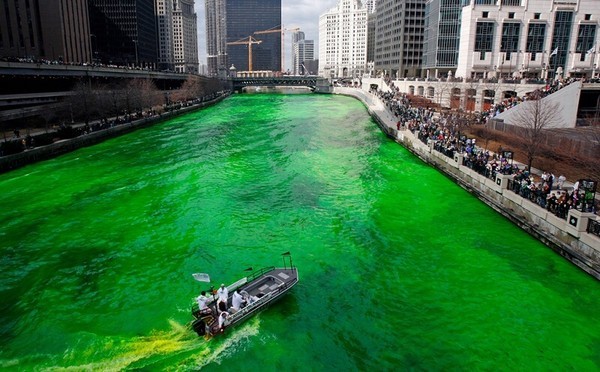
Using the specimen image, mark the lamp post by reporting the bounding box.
[542,63,547,81]
[133,39,139,67]
[90,34,95,63]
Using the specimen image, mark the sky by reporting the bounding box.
[194,0,338,71]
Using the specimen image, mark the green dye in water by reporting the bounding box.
[0,94,599,370]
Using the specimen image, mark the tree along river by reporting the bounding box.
[0,94,599,370]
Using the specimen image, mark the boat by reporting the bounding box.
[191,252,299,337]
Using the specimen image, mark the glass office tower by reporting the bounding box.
[88,0,158,67]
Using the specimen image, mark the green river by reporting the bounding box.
[0,94,599,370]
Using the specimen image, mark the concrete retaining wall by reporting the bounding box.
[334,87,600,280]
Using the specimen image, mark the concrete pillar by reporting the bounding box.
[496,174,512,189]
[566,209,596,238]
[454,152,464,167]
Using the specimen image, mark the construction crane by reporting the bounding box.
[227,36,262,72]
[254,25,300,73]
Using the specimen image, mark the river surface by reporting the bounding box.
[0,94,599,370]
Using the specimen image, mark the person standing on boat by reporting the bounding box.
[196,291,212,315]
[217,284,228,313]
[232,289,245,311]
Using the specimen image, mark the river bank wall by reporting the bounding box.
[0,94,229,173]
[334,86,600,280]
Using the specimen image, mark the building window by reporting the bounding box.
[526,23,545,53]
[550,11,574,69]
[585,14,591,21]
[534,13,540,20]
[475,22,494,52]
[576,24,596,60]
[501,0,521,5]
[501,23,521,56]
[482,11,489,19]
[508,12,515,19]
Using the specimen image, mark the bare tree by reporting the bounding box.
[96,83,125,121]
[123,79,161,116]
[571,118,600,181]
[173,75,205,102]
[510,92,562,171]
[68,79,96,125]
[434,82,451,109]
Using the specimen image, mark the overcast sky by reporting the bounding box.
[194,0,338,71]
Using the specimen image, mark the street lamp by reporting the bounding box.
[133,39,139,67]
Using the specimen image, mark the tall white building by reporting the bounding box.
[292,31,315,75]
[173,0,198,73]
[155,0,198,73]
[156,0,175,70]
[205,0,227,76]
[318,0,368,78]
[456,0,599,80]
[365,0,378,14]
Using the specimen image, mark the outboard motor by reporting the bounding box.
[192,318,206,336]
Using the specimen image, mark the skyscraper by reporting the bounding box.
[422,0,469,78]
[374,0,426,78]
[365,0,378,14]
[156,0,175,70]
[292,31,315,75]
[225,0,281,72]
[205,0,227,76]
[0,0,91,63]
[318,0,368,78]
[88,0,158,67]
[173,0,198,73]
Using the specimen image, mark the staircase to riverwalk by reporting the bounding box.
[493,81,582,129]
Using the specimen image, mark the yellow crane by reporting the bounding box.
[254,25,300,73]
[227,36,262,71]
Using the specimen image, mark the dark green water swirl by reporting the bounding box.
[0,94,599,370]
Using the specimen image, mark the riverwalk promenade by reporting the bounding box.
[333,83,600,280]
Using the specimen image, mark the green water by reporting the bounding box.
[0,94,599,370]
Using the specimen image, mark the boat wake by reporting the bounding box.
[2,318,262,370]
[184,317,261,369]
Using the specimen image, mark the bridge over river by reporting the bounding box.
[231,76,331,92]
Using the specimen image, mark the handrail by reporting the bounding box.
[245,266,276,283]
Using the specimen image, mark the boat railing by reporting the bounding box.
[226,281,293,325]
[245,266,276,283]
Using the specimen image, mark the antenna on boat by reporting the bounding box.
[281,251,292,270]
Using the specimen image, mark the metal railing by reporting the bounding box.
[588,219,600,238]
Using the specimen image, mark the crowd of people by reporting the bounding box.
[1,56,168,73]
[509,171,596,216]
[479,78,578,123]
[373,78,597,218]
